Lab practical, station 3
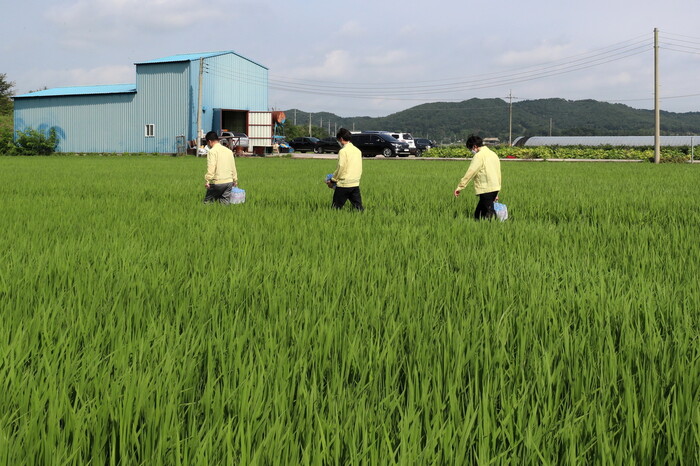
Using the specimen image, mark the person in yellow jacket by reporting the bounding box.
[203,131,238,204]
[326,128,364,210]
[454,135,501,220]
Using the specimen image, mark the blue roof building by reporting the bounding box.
[13,51,269,153]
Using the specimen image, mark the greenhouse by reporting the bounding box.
[513,135,699,147]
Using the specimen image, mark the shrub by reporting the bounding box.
[10,127,59,155]
[0,125,14,155]
[426,145,692,162]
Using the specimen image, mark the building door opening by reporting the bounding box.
[221,110,247,133]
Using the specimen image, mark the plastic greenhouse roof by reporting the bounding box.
[14,84,137,99]
[513,136,700,147]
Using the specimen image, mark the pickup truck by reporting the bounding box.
[220,131,249,150]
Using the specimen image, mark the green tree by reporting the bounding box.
[281,121,329,140]
[0,73,14,116]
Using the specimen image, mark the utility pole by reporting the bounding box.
[691,136,695,163]
[196,58,204,157]
[308,114,312,137]
[294,109,297,125]
[549,118,553,137]
[654,27,661,164]
[506,90,517,146]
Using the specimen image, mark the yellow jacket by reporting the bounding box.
[456,146,501,195]
[205,143,237,185]
[332,142,362,188]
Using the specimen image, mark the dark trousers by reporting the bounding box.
[203,182,233,204]
[332,186,364,210]
[474,191,498,220]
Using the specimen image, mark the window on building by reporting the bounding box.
[145,124,155,137]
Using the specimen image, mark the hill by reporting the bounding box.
[285,98,700,143]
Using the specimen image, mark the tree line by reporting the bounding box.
[284,98,700,144]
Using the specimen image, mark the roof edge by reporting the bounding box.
[135,50,268,70]
[14,84,137,99]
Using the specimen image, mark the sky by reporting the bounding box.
[4,0,700,118]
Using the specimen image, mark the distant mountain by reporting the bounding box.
[284,98,700,144]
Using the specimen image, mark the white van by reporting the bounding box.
[365,131,417,155]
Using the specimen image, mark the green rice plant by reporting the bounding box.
[0,156,698,464]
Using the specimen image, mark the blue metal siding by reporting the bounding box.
[14,93,136,152]
[194,53,268,136]
[13,51,267,153]
[135,62,190,153]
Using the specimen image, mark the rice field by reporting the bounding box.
[0,155,699,465]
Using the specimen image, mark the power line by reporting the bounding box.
[660,38,700,48]
[205,46,648,98]
[199,31,699,107]
[661,31,700,43]
[266,41,649,92]
[204,35,650,94]
[660,46,700,56]
[267,34,650,87]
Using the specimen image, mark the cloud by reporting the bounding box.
[286,49,354,81]
[399,25,418,37]
[495,43,574,67]
[338,21,365,37]
[19,65,136,92]
[284,48,419,85]
[362,50,410,67]
[45,0,239,47]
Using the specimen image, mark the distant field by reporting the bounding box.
[1,156,698,464]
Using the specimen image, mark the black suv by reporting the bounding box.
[289,137,320,153]
[414,138,437,156]
[351,133,410,157]
[314,137,341,154]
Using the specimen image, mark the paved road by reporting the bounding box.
[285,154,659,162]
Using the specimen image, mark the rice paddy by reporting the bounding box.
[0,156,698,464]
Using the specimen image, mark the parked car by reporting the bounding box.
[351,133,410,157]
[220,131,249,150]
[314,137,341,154]
[364,131,417,155]
[414,138,437,156]
[289,137,320,153]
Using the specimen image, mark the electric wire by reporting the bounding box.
[661,31,700,43]
[205,47,648,99]
[205,45,648,96]
[199,32,699,106]
[203,35,650,93]
[660,45,700,56]
[268,33,651,87]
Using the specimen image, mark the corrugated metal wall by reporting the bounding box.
[135,62,190,153]
[248,111,273,148]
[14,93,136,152]
[14,61,190,154]
[14,52,268,153]
[195,53,268,137]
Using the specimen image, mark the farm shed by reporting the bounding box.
[513,136,698,147]
[13,51,270,153]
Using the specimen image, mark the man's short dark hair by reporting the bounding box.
[205,131,219,142]
[336,128,353,142]
[466,135,483,148]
